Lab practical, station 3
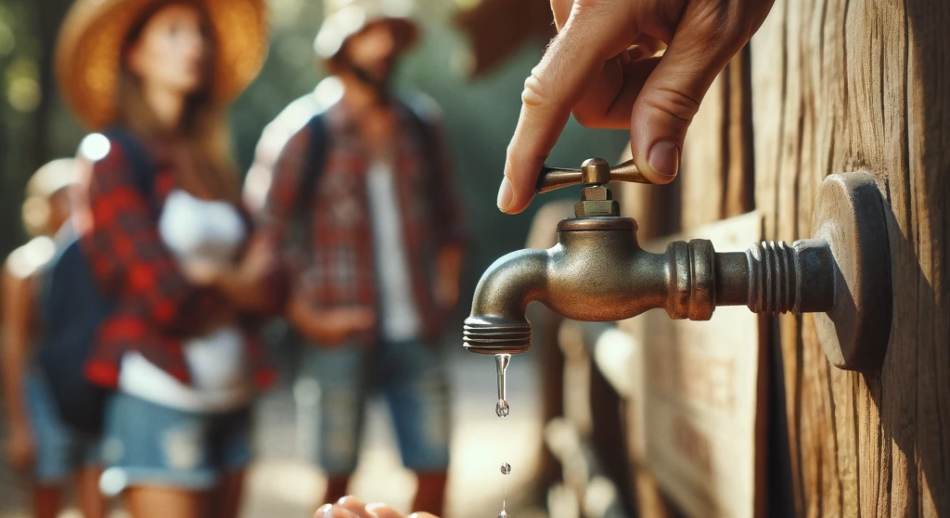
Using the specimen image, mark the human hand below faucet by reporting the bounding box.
[315,496,438,518]
[497,0,774,214]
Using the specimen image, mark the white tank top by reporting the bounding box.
[118,190,251,412]
[366,161,421,341]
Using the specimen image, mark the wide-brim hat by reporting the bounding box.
[56,0,268,129]
[314,0,419,59]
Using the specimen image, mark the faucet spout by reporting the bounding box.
[464,216,672,355]
[463,247,550,355]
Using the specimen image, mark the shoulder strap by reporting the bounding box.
[402,100,436,149]
[296,113,330,216]
[101,128,156,204]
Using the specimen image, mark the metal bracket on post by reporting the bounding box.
[810,171,892,371]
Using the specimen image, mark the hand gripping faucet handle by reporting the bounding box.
[536,158,653,194]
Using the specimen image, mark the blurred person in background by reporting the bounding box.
[2,159,105,518]
[54,0,280,517]
[249,0,466,514]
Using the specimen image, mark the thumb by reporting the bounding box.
[629,3,753,184]
[500,1,635,213]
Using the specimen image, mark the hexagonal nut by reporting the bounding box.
[792,239,835,313]
[575,200,619,217]
[581,186,611,201]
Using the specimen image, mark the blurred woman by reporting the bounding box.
[2,159,104,518]
[54,1,276,517]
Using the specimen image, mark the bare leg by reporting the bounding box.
[322,476,350,505]
[412,471,447,516]
[31,484,62,518]
[126,486,207,518]
[75,467,106,518]
[209,469,245,518]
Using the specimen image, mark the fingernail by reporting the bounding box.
[316,504,333,517]
[648,140,680,178]
[497,176,514,212]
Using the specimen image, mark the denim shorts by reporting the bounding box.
[98,392,252,494]
[24,371,101,483]
[296,338,451,476]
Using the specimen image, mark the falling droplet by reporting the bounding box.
[495,354,511,417]
[495,399,510,417]
[495,355,513,517]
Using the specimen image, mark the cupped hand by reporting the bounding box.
[498,0,774,214]
[315,496,439,518]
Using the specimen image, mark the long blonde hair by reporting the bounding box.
[117,0,239,202]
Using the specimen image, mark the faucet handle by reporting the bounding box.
[537,157,652,194]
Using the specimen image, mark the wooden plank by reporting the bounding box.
[618,212,765,518]
[750,0,950,514]
[614,50,757,517]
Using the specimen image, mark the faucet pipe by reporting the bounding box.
[463,217,835,356]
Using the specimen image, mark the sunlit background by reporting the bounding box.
[0,0,628,516]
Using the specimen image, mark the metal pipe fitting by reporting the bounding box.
[465,159,892,371]
[463,218,836,356]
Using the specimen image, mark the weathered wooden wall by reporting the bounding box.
[617,0,949,515]
[750,0,950,515]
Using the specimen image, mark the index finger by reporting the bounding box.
[499,5,627,214]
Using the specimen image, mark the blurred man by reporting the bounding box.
[250,0,466,514]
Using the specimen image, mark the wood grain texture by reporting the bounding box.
[615,50,756,517]
[750,0,950,515]
[637,214,764,518]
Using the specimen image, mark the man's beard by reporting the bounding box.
[345,59,393,100]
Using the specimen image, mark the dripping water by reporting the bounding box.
[495,354,512,516]
[495,353,511,417]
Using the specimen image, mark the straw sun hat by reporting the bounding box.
[314,0,418,59]
[56,0,268,129]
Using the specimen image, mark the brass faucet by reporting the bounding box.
[464,158,893,371]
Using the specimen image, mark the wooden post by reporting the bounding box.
[751,0,950,514]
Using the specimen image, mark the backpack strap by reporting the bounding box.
[401,98,445,209]
[296,113,330,217]
[101,128,157,207]
[401,97,441,175]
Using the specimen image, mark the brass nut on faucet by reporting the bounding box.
[576,185,620,217]
[582,186,609,201]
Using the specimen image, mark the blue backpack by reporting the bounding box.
[37,129,155,435]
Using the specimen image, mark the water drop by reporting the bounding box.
[495,354,511,417]
[495,399,510,417]
[500,462,511,475]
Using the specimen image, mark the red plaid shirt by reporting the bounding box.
[77,132,280,389]
[259,98,466,341]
